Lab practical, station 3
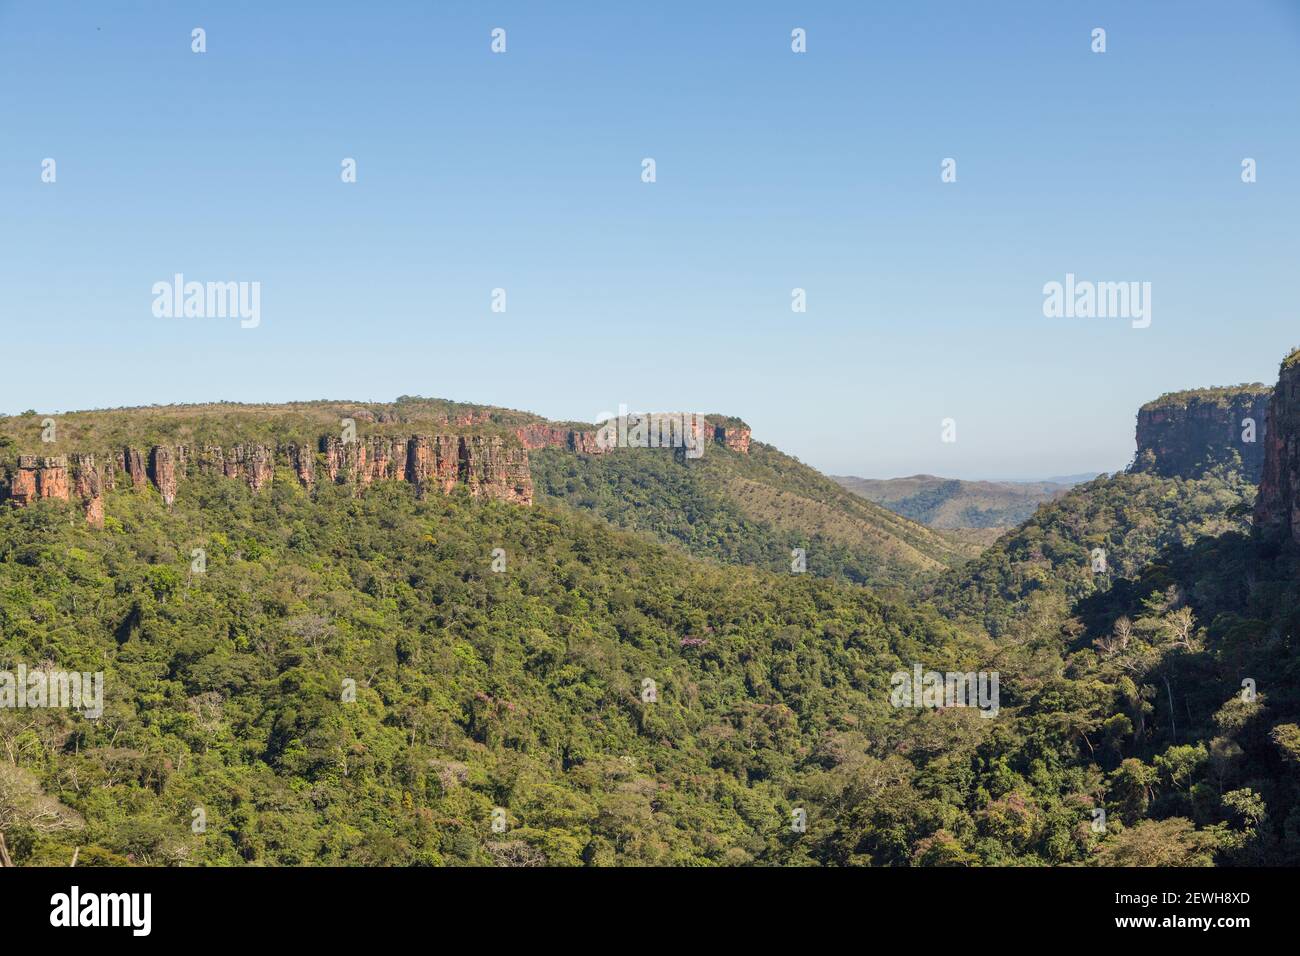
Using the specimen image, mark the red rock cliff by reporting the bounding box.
[149,446,178,506]
[72,454,105,528]
[715,425,752,454]
[4,431,533,524]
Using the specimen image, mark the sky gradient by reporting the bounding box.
[3,1,1298,479]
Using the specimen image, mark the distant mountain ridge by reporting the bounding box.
[831,474,1074,530]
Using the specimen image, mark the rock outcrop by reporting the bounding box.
[197,444,274,491]
[321,435,354,484]
[715,425,752,454]
[502,447,534,506]
[431,436,460,495]
[6,457,39,505]
[38,457,70,500]
[515,424,578,451]
[461,436,534,505]
[1255,355,1300,541]
[1132,386,1270,481]
[6,455,69,504]
[122,447,149,490]
[284,443,315,489]
[149,446,178,505]
[71,454,105,528]
[363,437,405,485]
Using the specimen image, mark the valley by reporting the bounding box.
[1,370,1298,867]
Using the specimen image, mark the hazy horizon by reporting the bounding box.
[0,389,1122,482]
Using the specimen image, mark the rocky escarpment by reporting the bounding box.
[2,433,532,524]
[514,424,613,455]
[1131,385,1270,481]
[1254,354,1300,541]
[322,434,531,503]
[72,454,105,527]
[6,454,104,526]
[715,425,751,454]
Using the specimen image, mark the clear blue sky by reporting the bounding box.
[2,1,1298,479]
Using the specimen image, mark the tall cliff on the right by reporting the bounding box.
[1132,384,1271,481]
[1254,350,1300,542]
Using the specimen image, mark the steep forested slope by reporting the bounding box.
[908,456,1300,866]
[929,469,1255,638]
[531,441,979,591]
[2,458,1285,867]
[4,387,1297,869]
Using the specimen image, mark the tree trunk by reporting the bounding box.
[1164,676,1177,743]
[0,831,13,867]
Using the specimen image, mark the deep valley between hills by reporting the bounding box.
[2,360,1300,867]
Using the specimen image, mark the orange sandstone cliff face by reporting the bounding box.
[2,432,535,523]
[72,454,105,528]
[5,454,104,525]
[149,446,178,505]
[2,411,752,524]
[715,425,751,454]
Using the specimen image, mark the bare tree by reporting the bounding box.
[1114,616,1133,652]
[0,764,83,867]
[1165,606,1197,650]
[1096,616,1134,659]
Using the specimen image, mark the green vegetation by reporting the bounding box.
[0,470,998,866]
[1139,384,1270,413]
[0,398,541,456]
[531,443,980,591]
[929,469,1255,638]
[5,393,1300,867]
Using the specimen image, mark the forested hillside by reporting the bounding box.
[0,468,996,866]
[929,469,1256,638]
[531,441,979,591]
[906,361,1300,866]
[3,452,1294,867]
[4,370,1300,868]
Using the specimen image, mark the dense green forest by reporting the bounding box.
[4,382,1300,868]
[3,450,1297,866]
[0,470,992,865]
[929,468,1256,637]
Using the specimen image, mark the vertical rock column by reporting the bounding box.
[149,446,178,506]
[72,454,105,527]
